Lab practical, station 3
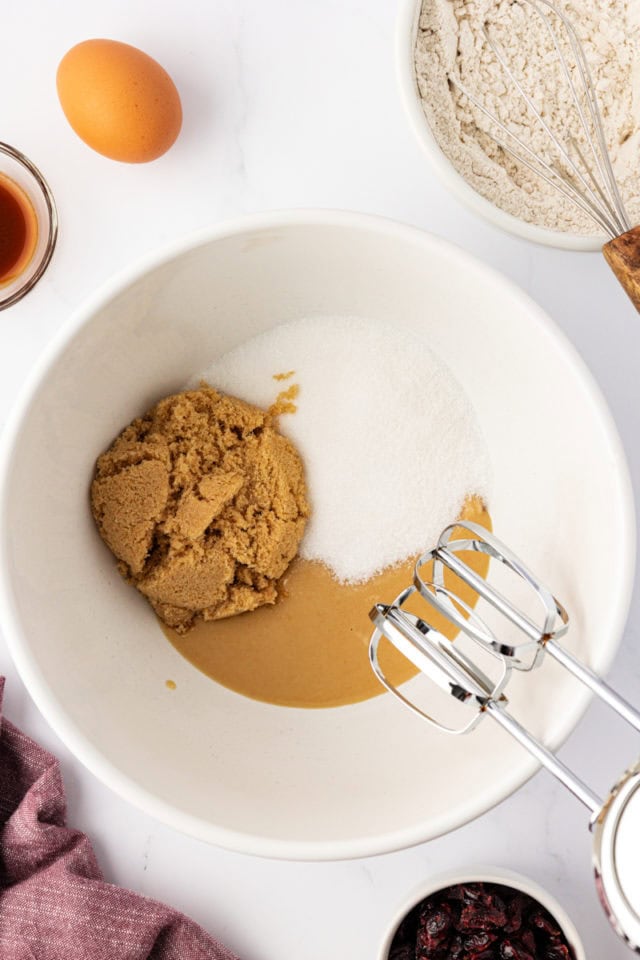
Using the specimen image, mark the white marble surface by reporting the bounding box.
[1,1,639,958]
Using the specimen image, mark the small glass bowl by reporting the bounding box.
[377,867,586,960]
[0,142,58,310]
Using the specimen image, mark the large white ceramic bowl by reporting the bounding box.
[0,210,634,860]
[397,0,605,251]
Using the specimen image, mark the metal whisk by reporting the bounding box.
[369,521,640,951]
[451,0,640,312]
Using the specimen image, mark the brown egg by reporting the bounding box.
[57,39,182,163]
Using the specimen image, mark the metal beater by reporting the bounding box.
[369,521,640,951]
[450,0,640,312]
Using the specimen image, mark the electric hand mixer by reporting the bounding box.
[369,521,640,951]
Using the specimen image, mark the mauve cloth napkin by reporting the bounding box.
[0,678,239,960]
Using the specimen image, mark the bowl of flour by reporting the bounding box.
[398,0,640,249]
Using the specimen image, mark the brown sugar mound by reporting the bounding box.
[90,386,309,633]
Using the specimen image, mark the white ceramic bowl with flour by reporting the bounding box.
[397,0,637,251]
[0,210,634,859]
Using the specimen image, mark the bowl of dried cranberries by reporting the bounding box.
[379,868,585,960]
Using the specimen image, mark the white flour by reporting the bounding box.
[192,316,491,583]
[414,0,640,235]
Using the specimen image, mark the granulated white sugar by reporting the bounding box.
[192,316,491,583]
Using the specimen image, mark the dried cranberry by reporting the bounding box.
[530,909,562,939]
[416,928,449,956]
[499,940,535,960]
[459,899,507,932]
[448,884,482,903]
[419,901,453,939]
[389,944,415,960]
[416,902,453,956]
[504,894,525,934]
[394,906,420,946]
[462,931,497,952]
[544,945,572,960]
[519,929,536,954]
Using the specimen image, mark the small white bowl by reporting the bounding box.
[396,0,604,252]
[0,142,58,309]
[377,867,586,960]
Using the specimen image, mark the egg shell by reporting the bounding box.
[56,39,182,163]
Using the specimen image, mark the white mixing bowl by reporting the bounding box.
[0,210,633,859]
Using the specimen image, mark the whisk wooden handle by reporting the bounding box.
[603,225,640,313]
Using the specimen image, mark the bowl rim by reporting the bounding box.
[0,208,634,860]
[375,865,587,960]
[396,0,607,252]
